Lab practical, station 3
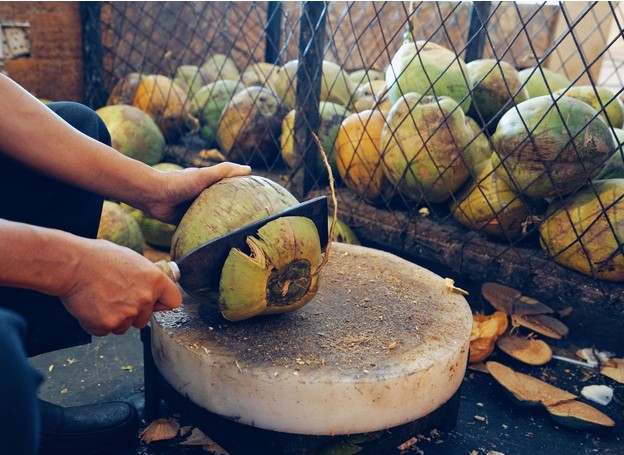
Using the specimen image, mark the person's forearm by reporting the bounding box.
[0,74,159,211]
[0,218,83,297]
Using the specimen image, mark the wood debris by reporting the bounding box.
[444,277,469,295]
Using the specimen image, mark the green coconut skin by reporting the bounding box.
[381,93,472,203]
[189,79,245,145]
[96,104,166,165]
[385,40,472,112]
[518,67,571,98]
[554,85,624,129]
[171,175,299,260]
[491,96,615,198]
[466,59,529,129]
[216,86,289,166]
[539,179,624,282]
[97,201,144,254]
[596,128,624,180]
[451,159,540,240]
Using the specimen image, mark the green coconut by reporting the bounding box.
[450,159,540,240]
[518,67,571,98]
[539,179,624,282]
[171,175,322,321]
[240,62,282,89]
[466,59,529,130]
[189,79,245,145]
[280,101,351,180]
[595,128,624,180]
[171,175,299,258]
[270,60,355,110]
[95,104,166,165]
[173,64,211,101]
[491,96,615,198]
[199,53,240,83]
[349,68,385,87]
[329,216,360,245]
[464,116,494,174]
[97,200,144,254]
[216,86,289,166]
[385,40,472,112]
[554,85,624,129]
[380,93,472,203]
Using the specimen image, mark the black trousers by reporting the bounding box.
[0,101,111,356]
[0,102,111,454]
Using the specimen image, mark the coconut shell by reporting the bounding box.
[216,86,289,167]
[381,94,472,203]
[539,179,624,281]
[469,312,508,363]
[481,282,554,315]
[546,400,615,429]
[385,40,472,112]
[491,96,615,198]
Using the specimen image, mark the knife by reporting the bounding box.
[154,196,328,294]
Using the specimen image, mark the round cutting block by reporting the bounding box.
[151,242,471,435]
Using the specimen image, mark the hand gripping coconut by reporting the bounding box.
[158,176,329,321]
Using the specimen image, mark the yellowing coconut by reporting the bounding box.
[199,53,240,83]
[106,72,144,106]
[335,109,391,204]
[132,74,194,143]
[518,67,571,98]
[450,159,540,240]
[539,179,624,281]
[554,85,624,129]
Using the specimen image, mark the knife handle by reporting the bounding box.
[154,260,181,283]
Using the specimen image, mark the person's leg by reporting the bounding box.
[0,101,109,356]
[0,308,44,455]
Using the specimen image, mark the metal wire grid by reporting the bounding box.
[96,2,624,297]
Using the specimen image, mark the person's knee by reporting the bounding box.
[47,101,112,146]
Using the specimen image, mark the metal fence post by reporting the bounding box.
[289,1,327,199]
[464,1,491,62]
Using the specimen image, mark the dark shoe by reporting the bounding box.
[39,399,139,455]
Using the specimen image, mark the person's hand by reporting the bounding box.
[145,162,251,224]
[58,238,182,336]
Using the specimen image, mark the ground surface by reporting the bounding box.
[30,309,623,455]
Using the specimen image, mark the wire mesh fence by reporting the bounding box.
[95,1,624,314]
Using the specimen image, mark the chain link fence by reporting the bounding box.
[93,1,624,321]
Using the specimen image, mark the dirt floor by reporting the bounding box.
[29,308,623,455]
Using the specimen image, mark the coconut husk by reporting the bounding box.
[496,333,552,365]
[512,314,569,339]
[546,400,615,429]
[469,312,508,363]
[139,417,180,444]
[481,282,554,315]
